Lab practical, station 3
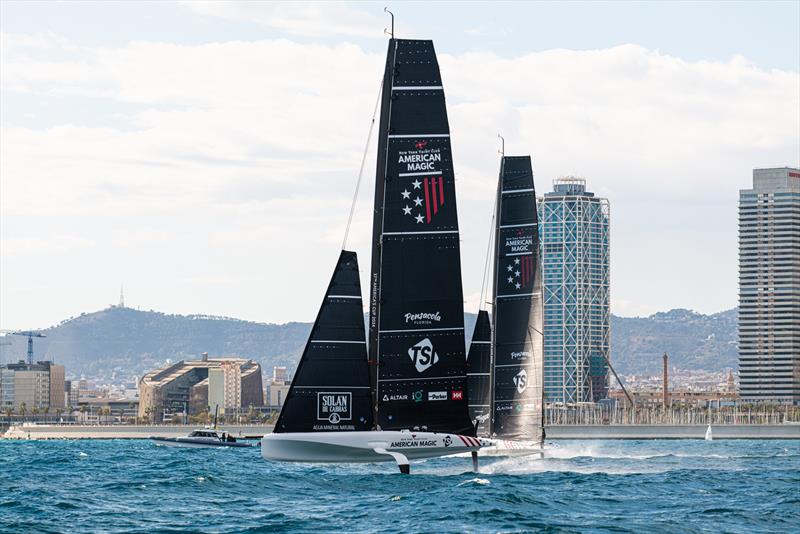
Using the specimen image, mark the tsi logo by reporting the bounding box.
[317,392,352,424]
[428,391,447,401]
[408,338,439,373]
[513,369,528,394]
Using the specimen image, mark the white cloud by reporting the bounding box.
[178,1,384,38]
[0,32,797,328]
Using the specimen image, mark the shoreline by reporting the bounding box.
[2,423,799,440]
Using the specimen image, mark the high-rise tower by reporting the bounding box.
[738,167,800,404]
[538,177,610,404]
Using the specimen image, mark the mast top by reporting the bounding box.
[497,134,505,156]
[384,7,394,38]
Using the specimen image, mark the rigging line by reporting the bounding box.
[341,74,384,251]
[478,184,498,311]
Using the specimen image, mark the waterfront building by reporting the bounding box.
[538,177,610,404]
[138,357,263,422]
[738,167,800,404]
[0,361,65,412]
[272,366,288,383]
[265,366,291,408]
[208,361,242,414]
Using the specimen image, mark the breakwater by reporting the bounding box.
[2,424,273,440]
[4,423,798,440]
[546,424,800,439]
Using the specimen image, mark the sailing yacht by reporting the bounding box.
[467,155,546,456]
[261,38,490,473]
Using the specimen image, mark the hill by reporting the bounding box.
[610,308,738,375]
[0,306,737,380]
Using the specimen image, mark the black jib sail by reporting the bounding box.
[467,310,492,437]
[274,250,373,433]
[368,39,474,435]
[491,156,544,442]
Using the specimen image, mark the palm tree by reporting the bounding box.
[19,402,27,420]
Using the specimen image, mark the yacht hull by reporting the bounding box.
[478,439,545,458]
[150,437,253,448]
[262,430,488,463]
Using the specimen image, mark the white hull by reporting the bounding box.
[478,439,545,458]
[262,430,489,470]
[151,437,252,449]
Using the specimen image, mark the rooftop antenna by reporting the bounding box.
[384,7,394,38]
[498,134,505,156]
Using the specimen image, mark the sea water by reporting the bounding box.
[1,439,797,533]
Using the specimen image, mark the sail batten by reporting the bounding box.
[274,250,373,433]
[490,156,544,442]
[368,39,474,435]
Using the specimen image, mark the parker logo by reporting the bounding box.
[451,390,463,400]
[428,391,447,401]
[404,311,441,324]
[513,369,528,394]
[317,392,352,424]
[408,338,439,373]
[414,140,428,150]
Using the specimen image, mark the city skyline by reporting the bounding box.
[1,1,799,330]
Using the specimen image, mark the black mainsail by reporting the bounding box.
[368,39,474,435]
[490,156,544,442]
[466,310,492,437]
[274,250,373,433]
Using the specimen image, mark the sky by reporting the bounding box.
[1,1,798,331]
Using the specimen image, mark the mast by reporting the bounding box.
[274,250,372,433]
[490,156,544,442]
[368,39,473,435]
[467,310,492,436]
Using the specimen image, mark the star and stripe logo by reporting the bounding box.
[505,255,536,290]
[400,175,445,224]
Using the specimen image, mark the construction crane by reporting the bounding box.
[6,331,46,365]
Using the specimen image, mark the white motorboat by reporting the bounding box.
[151,428,253,448]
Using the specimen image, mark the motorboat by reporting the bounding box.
[151,428,253,448]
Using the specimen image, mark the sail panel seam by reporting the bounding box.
[310,340,367,344]
[398,171,442,177]
[382,230,458,236]
[379,327,464,333]
[501,188,534,194]
[388,134,449,138]
[378,375,467,382]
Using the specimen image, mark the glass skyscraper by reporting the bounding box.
[738,167,800,404]
[538,177,610,404]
